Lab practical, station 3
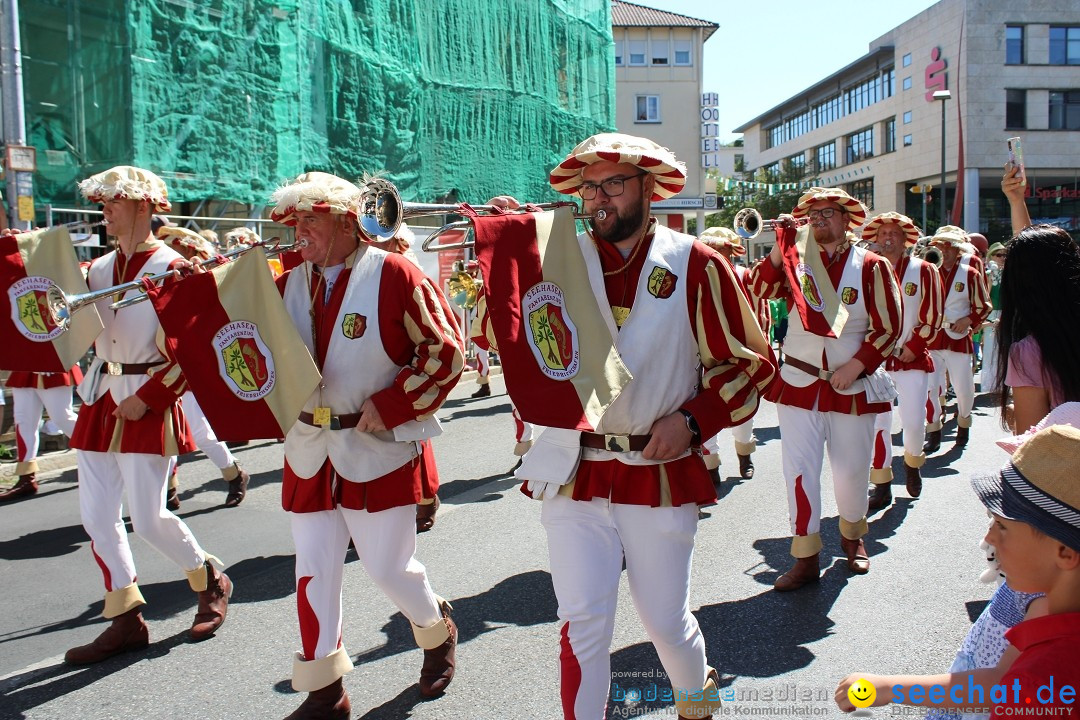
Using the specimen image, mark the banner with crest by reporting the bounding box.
[0,227,102,371]
[148,247,320,440]
[472,205,631,430]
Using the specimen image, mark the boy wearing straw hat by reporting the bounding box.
[64,166,232,664]
[748,187,902,591]
[861,212,943,509]
[925,225,992,452]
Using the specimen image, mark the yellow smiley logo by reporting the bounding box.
[848,678,877,709]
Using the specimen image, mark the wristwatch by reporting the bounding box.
[677,409,701,441]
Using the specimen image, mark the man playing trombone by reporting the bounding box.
[63,166,232,664]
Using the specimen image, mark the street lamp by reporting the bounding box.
[933,89,952,227]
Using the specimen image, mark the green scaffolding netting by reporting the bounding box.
[20,0,614,211]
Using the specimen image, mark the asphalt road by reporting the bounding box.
[0,376,1008,720]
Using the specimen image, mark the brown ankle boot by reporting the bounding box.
[190,561,232,640]
[737,453,754,479]
[840,537,870,574]
[224,463,249,508]
[955,425,969,447]
[284,678,351,720]
[923,429,941,454]
[867,482,892,511]
[416,495,440,533]
[0,474,38,502]
[470,383,491,399]
[64,607,149,665]
[905,465,922,498]
[773,554,820,592]
[419,601,457,697]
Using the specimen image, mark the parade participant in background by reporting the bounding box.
[748,187,902,591]
[925,226,992,452]
[698,226,768,481]
[154,225,251,508]
[270,172,463,718]
[0,366,82,501]
[199,228,221,252]
[489,133,775,720]
[224,226,258,250]
[861,212,943,510]
[981,242,1006,395]
[64,166,231,665]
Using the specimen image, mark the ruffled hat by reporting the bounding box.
[931,224,970,247]
[157,226,214,259]
[79,166,171,213]
[698,226,746,255]
[224,227,261,248]
[269,172,361,226]
[790,187,866,230]
[549,133,686,201]
[862,211,920,246]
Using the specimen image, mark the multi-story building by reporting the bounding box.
[611,1,718,232]
[734,0,1080,245]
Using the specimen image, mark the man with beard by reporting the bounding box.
[748,188,902,591]
[924,226,992,452]
[489,133,775,720]
[861,213,943,510]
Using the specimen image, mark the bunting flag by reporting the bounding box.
[0,226,103,371]
[148,247,321,441]
[777,224,848,338]
[471,205,632,430]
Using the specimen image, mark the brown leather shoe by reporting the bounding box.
[955,425,969,447]
[64,607,149,665]
[840,537,870,574]
[923,429,941,454]
[416,495,440,533]
[190,562,232,640]
[737,453,754,479]
[470,384,491,399]
[284,678,351,720]
[773,554,820,592]
[419,600,457,697]
[0,474,37,502]
[224,465,249,508]
[867,482,892,511]
[905,465,922,498]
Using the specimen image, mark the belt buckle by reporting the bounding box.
[604,434,631,452]
[330,416,341,431]
[820,369,834,382]
[106,361,123,376]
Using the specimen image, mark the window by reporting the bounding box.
[903,134,913,146]
[902,53,912,67]
[1049,27,1080,65]
[651,39,669,66]
[884,117,896,153]
[903,110,912,124]
[847,178,874,209]
[843,68,894,114]
[764,68,894,149]
[674,39,692,66]
[635,95,660,123]
[785,153,806,177]
[902,76,912,91]
[628,40,646,66]
[763,162,781,182]
[614,40,623,66]
[1050,91,1080,130]
[816,142,836,172]
[1006,26,1024,64]
[734,154,745,173]
[846,127,874,164]
[1006,89,1026,129]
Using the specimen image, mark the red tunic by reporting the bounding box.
[7,367,83,389]
[929,254,992,354]
[885,256,943,374]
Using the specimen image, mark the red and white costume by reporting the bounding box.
[749,224,901,559]
[471,296,535,456]
[7,367,82,476]
[927,231,992,433]
[276,234,463,691]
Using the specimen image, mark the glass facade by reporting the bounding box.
[846,127,873,164]
[1049,26,1080,65]
[765,67,893,149]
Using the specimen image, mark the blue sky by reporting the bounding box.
[650,0,942,141]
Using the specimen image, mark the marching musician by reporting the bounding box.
[488,133,774,720]
[63,166,232,665]
[861,213,943,510]
[747,187,902,592]
[924,225,992,452]
[270,172,463,718]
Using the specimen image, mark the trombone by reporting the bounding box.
[46,238,305,328]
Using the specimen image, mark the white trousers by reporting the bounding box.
[776,405,874,556]
[928,349,976,428]
[981,325,1000,393]
[476,347,490,382]
[182,391,235,470]
[290,505,442,661]
[13,386,78,464]
[872,370,930,472]
[701,418,755,470]
[512,405,534,455]
[77,450,206,590]
[541,495,707,720]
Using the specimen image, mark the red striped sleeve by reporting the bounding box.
[967,254,992,326]
[747,255,791,302]
[136,254,189,411]
[854,253,902,372]
[908,260,944,354]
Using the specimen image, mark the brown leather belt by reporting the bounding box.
[297,411,363,430]
[784,355,866,382]
[580,432,651,452]
[101,361,163,376]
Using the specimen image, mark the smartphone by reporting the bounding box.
[1007,137,1026,186]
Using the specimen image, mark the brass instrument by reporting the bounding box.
[447,260,481,310]
[733,208,809,240]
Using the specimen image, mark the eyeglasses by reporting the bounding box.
[806,208,841,219]
[579,171,648,200]
[992,252,1006,258]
